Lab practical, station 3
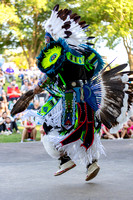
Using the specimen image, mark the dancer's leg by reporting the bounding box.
[54,155,76,176]
[85,160,100,181]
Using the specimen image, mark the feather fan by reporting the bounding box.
[86,63,133,131]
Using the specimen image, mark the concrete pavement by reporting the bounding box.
[0,139,133,200]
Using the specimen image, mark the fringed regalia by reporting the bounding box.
[11,5,133,167]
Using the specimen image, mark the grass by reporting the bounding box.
[0,125,42,143]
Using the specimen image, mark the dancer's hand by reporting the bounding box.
[34,85,43,94]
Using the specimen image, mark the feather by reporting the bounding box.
[100,111,113,129]
[87,36,95,40]
[94,63,133,130]
[120,71,133,75]
[102,64,127,79]
[79,21,86,27]
[73,15,81,23]
[129,78,133,82]
[70,13,78,19]
[11,90,35,116]
[59,9,69,21]
[86,42,94,46]
[64,31,72,38]
[82,25,89,29]
[62,21,71,30]
[53,4,59,12]
[44,5,91,47]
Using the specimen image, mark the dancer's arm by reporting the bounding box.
[33,74,52,94]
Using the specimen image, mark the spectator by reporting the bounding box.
[27,99,41,110]
[4,66,15,83]
[101,124,116,139]
[18,68,24,85]
[0,70,5,85]
[40,125,46,142]
[0,82,7,103]
[21,117,37,143]
[121,117,133,139]
[8,99,17,111]
[21,79,29,94]
[7,81,21,101]
[0,112,5,133]
[27,82,33,90]
[2,111,20,133]
[11,79,18,88]
[0,102,8,114]
[4,116,13,135]
[32,77,38,88]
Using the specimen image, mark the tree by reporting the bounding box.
[0,0,71,68]
[77,0,133,70]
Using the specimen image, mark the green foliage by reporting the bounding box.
[77,0,133,68]
[0,0,70,67]
[0,0,133,68]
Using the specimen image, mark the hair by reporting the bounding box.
[2,111,7,115]
[129,116,133,122]
[6,116,11,120]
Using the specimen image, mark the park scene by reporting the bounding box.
[0,1,133,200]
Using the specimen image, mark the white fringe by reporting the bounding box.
[47,131,105,166]
[21,99,63,127]
[42,130,61,158]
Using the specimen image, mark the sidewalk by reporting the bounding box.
[0,139,133,200]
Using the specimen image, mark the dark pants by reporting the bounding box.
[0,124,5,132]
[12,121,18,131]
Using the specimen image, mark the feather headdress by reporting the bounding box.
[45,4,93,47]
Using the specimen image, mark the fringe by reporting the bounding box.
[47,131,105,166]
[21,98,63,127]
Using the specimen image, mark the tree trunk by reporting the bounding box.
[127,53,133,71]
[123,37,133,71]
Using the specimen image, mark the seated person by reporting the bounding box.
[4,116,13,134]
[0,70,5,85]
[7,82,21,101]
[27,99,41,110]
[21,79,29,94]
[32,77,38,88]
[101,124,116,139]
[40,125,46,142]
[121,117,133,139]
[8,99,17,111]
[4,65,15,83]
[2,111,20,133]
[27,82,33,90]
[0,102,8,114]
[18,68,24,85]
[0,82,7,103]
[21,118,37,143]
[0,112,5,133]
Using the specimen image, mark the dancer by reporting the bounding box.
[11,4,133,181]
